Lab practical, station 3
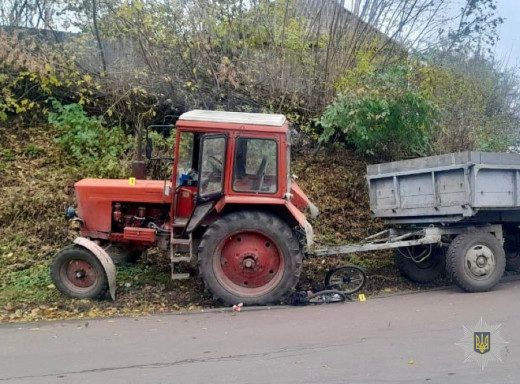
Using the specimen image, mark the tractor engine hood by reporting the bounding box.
[290,182,319,218]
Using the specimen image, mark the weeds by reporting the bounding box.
[24,144,45,158]
[0,261,59,306]
[48,101,132,178]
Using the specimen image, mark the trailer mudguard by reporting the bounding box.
[73,237,117,300]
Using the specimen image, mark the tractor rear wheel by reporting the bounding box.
[50,245,109,300]
[198,211,303,306]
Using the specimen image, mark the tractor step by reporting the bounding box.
[171,238,190,246]
[170,233,192,281]
[171,273,190,280]
[172,217,189,228]
[171,256,191,263]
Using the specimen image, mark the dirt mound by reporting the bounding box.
[292,148,415,291]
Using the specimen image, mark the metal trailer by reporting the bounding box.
[310,151,520,292]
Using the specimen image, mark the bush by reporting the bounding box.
[319,66,438,160]
[48,101,132,178]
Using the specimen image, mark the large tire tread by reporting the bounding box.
[506,254,520,272]
[198,210,303,306]
[50,245,109,300]
[394,247,446,284]
[446,231,505,293]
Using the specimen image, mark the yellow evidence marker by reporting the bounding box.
[129,177,136,186]
[358,294,366,302]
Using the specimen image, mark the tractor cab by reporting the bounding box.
[52,110,318,306]
[170,111,294,232]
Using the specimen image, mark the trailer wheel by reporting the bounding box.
[198,211,303,306]
[446,232,505,292]
[394,246,446,284]
[50,245,109,300]
[504,239,520,272]
[505,252,520,272]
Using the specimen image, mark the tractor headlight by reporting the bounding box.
[66,206,76,219]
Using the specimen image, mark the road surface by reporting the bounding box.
[1,281,520,384]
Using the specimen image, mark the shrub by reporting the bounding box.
[319,66,438,160]
[48,101,132,178]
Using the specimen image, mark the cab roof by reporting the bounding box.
[178,110,287,127]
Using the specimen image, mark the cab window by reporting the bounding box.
[233,137,277,193]
[199,135,226,197]
[176,132,196,187]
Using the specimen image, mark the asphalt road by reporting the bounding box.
[2,281,520,384]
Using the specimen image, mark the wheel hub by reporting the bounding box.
[476,255,487,267]
[465,245,495,277]
[75,270,86,279]
[218,231,283,290]
[242,254,258,270]
[65,260,96,288]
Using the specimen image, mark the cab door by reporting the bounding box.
[184,134,228,233]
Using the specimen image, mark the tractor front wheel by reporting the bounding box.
[198,211,303,306]
[50,245,109,300]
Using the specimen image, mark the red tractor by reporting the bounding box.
[51,110,319,305]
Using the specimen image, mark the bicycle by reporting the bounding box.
[289,265,367,305]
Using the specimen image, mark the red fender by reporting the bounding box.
[73,237,117,300]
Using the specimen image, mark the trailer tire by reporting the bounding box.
[504,238,520,272]
[51,245,109,300]
[394,246,446,284]
[505,252,520,272]
[198,211,303,306]
[446,231,505,292]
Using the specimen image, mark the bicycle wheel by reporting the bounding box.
[307,290,346,304]
[325,265,366,295]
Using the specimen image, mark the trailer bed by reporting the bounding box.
[367,151,520,224]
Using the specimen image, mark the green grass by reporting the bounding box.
[0,260,60,306]
[117,262,181,289]
[24,144,45,158]
[347,253,395,270]
[0,260,182,307]
[1,148,14,161]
